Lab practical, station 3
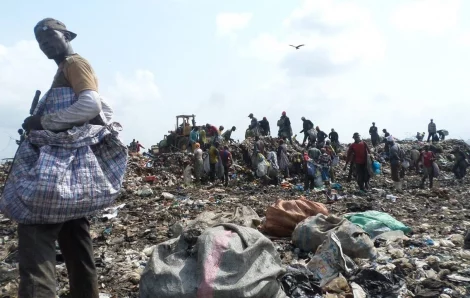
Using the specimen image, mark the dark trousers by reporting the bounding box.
[304,174,315,190]
[453,163,467,179]
[371,137,378,147]
[427,132,435,142]
[421,166,433,188]
[222,165,229,185]
[355,163,369,190]
[18,218,98,298]
[302,133,309,145]
[210,163,216,181]
[391,161,400,182]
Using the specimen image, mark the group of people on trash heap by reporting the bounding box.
[246,112,340,150]
[191,141,232,186]
[414,119,448,142]
[5,17,469,298]
[347,120,468,194]
[187,114,468,192]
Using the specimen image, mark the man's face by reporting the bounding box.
[354,136,360,142]
[35,29,68,59]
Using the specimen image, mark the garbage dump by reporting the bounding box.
[1,137,470,297]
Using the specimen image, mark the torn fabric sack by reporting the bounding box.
[0,87,128,224]
[140,224,287,298]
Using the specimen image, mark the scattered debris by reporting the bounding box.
[1,138,470,297]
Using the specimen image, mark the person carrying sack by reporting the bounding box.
[0,18,128,298]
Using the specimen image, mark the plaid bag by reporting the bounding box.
[0,87,128,224]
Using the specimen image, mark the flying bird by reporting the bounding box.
[289,44,305,50]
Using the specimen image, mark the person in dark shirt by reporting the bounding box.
[369,122,379,147]
[259,117,270,136]
[315,126,328,148]
[300,117,314,146]
[329,129,339,151]
[219,145,232,186]
[277,112,293,144]
[452,146,468,181]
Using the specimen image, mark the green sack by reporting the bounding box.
[345,211,411,238]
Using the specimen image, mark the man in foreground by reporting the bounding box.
[0,19,127,298]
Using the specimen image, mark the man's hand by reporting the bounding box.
[22,115,43,131]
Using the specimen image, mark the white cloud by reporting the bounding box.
[391,0,460,34]
[241,34,288,62]
[0,40,55,111]
[104,70,162,148]
[106,70,160,104]
[216,12,253,37]
[0,40,56,159]
[242,0,385,67]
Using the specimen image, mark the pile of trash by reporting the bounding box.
[0,138,469,297]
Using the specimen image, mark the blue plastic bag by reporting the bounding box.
[372,161,381,174]
[307,161,316,177]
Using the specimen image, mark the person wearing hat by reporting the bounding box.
[259,116,270,136]
[0,18,128,298]
[369,122,379,147]
[299,117,314,146]
[248,113,260,137]
[222,126,236,143]
[277,111,292,144]
[427,119,437,142]
[344,133,371,192]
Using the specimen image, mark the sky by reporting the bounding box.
[1,0,469,159]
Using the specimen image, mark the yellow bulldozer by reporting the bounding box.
[153,115,196,154]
